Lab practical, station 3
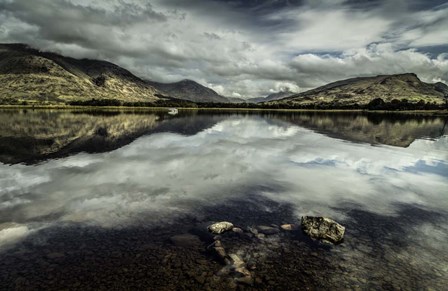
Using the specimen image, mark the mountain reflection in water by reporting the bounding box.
[0,109,447,290]
[0,109,447,164]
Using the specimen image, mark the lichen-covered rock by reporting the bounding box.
[301,216,345,244]
[208,221,234,234]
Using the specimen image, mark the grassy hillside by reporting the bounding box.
[265,73,448,109]
[0,44,160,105]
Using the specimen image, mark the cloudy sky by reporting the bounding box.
[0,0,447,97]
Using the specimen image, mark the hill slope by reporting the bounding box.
[146,79,229,103]
[248,91,294,103]
[0,43,162,105]
[265,74,448,108]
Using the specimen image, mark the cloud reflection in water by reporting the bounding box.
[0,116,447,248]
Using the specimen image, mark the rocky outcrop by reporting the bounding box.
[301,216,345,244]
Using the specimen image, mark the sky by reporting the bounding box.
[0,0,448,98]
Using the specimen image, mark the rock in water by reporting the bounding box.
[280,224,298,231]
[208,221,234,234]
[213,240,227,261]
[301,216,345,244]
[232,227,243,233]
[228,254,253,285]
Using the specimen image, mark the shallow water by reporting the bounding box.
[0,109,447,290]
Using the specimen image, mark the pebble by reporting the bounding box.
[280,224,298,231]
[232,227,243,233]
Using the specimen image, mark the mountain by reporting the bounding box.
[2,44,447,109]
[265,73,448,108]
[248,91,294,103]
[146,79,230,103]
[0,43,165,105]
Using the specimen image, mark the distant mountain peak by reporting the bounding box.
[247,90,295,103]
[145,79,229,103]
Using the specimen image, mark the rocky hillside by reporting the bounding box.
[146,79,229,103]
[265,74,448,108]
[0,43,165,105]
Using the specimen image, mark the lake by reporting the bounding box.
[0,109,447,290]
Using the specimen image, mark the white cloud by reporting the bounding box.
[290,43,448,88]
[0,223,30,249]
[270,7,392,52]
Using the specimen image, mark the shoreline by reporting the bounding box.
[0,105,447,115]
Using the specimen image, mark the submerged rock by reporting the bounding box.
[208,221,234,234]
[301,216,345,244]
[247,227,258,235]
[280,224,298,231]
[213,240,227,261]
[228,254,253,285]
[232,227,243,234]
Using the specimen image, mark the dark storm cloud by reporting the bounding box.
[0,0,166,52]
[0,0,447,97]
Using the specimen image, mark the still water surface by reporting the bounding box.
[0,109,447,290]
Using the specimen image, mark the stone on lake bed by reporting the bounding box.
[232,227,243,233]
[280,224,299,231]
[255,233,266,239]
[208,221,234,234]
[301,216,345,244]
[228,254,253,285]
[213,240,227,260]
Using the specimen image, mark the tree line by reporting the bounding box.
[5,96,445,110]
